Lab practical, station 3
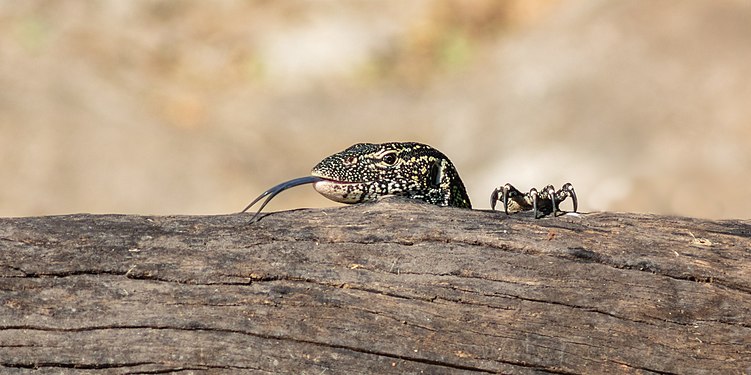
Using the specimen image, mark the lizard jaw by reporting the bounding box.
[312,178,372,204]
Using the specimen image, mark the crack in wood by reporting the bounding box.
[123,365,273,374]
[0,325,498,373]
[7,266,749,330]
[1,361,155,370]
[608,359,683,375]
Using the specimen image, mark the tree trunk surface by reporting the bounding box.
[0,198,749,374]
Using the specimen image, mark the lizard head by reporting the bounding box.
[311,142,472,208]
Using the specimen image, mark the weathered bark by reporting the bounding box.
[1,198,749,374]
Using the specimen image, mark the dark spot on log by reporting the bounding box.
[624,260,660,273]
[566,247,602,262]
[360,234,388,243]
[712,222,751,239]
[271,285,293,296]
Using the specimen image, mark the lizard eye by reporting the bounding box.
[381,153,398,166]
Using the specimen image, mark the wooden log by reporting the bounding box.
[1,198,749,374]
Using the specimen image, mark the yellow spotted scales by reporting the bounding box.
[310,142,471,208]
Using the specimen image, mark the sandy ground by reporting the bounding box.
[1,1,749,219]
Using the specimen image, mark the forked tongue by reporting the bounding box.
[240,176,324,222]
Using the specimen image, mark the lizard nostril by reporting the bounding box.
[344,156,357,165]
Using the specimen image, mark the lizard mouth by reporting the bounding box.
[240,174,371,223]
[312,178,370,204]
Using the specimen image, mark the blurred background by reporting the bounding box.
[1,0,750,219]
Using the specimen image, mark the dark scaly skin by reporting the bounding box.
[240,142,472,222]
[311,142,472,208]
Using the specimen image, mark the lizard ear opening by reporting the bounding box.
[429,160,444,189]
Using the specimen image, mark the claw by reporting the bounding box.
[553,182,577,215]
[564,183,578,213]
[493,183,520,215]
[545,185,558,217]
[502,185,511,215]
[490,188,499,211]
[530,188,539,219]
[240,176,324,223]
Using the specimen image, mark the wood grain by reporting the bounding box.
[1,198,749,374]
